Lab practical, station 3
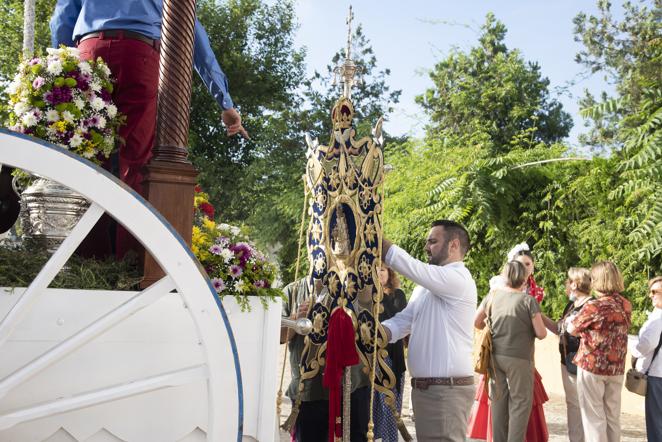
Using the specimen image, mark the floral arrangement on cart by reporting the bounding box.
[6,46,123,160]
[4,46,125,250]
[192,186,281,311]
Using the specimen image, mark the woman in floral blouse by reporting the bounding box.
[568,261,632,442]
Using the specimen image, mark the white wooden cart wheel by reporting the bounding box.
[0,129,243,442]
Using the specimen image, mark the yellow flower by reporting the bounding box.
[194,193,210,209]
[52,121,68,133]
[203,217,216,231]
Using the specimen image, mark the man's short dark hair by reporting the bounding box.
[431,220,471,256]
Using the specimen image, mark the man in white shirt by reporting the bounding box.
[382,220,477,442]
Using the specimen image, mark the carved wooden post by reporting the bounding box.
[142,0,198,286]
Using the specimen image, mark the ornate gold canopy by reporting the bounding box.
[281,7,410,442]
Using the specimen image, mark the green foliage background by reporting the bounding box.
[0,0,659,330]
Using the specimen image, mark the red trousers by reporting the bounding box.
[77,35,160,259]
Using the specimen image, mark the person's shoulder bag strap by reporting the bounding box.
[644,329,662,375]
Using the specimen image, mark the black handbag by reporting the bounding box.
[565,350,578,375]
[560,303,584,375]
[561,333,578,375]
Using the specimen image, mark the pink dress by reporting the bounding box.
[466,277,549,442]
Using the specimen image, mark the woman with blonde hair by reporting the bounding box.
[630,276,662,441]
[542,267,592,442]
[474,260,547,442]
[568,261,632,442]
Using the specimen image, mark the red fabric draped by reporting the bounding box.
[527,275,545,303]
[323,307,359,442]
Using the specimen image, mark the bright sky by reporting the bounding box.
[293,0,622,146]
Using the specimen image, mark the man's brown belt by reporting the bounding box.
[78,30,160,51]
[411,376,474,389]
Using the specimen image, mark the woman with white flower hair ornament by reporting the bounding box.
[467,242,550,442]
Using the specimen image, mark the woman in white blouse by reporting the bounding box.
[631,276,662,442]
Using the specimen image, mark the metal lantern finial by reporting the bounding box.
[345,5,354,61]
[333,5,363,99]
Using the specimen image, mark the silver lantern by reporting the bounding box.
[20,178,90,252]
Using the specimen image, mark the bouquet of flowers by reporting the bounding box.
[192,186,281,311]
[5,46,123,162]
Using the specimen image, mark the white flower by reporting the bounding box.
[61,111,74,123]
[507,242,530,262]
[218,223,231,231]
[220,248,234,263]
[46,60,63,75]
[73,97,85,110]
[78,61,92,75]
[46,47,60,56]
[81,149,95,159]
[96,115,106,129]
[45,109,59,123]
[6,80,20,95]
[90,81,102,92]
[230,226,241,236]
[234,280,247,292]
[21,112,38,127]
[66,47,80,58]
[90,96,105,111]
[69,134,83,148]
[98,62,111,77]
[106,104,117,118]
[13,101,29,116]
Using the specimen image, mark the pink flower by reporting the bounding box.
[211,278,225,293]
[32,77,45,89]
[209,244,222,255]
[254,280,269,289]
[230,242,253,265]
[229,265,243,279]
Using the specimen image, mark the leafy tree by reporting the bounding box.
[0,0,53,81]
[574,0,662,149]
[189,0,306,223]
[416,13,572,154]
[0,0,55,122]
[574,0,661,289]
[386,14,574,297]
[382,7,659,331]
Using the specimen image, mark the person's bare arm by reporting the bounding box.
[382,237,392,258]
[383,324,392,342]
[541,314,560,335]
[474,305,487,330]
[532,313,547,339]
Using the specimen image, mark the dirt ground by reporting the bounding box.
[276,346,647,441]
